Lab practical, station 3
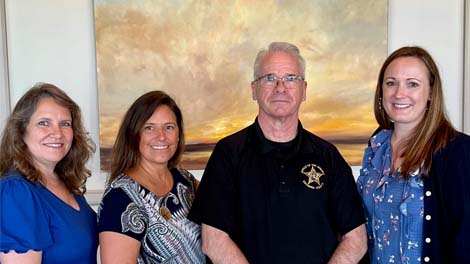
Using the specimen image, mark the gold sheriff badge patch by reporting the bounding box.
[301,164,325,190]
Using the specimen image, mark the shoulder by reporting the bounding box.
[301,128,346,162]
[1,168,28,182]
[98,176,140,223]
[100,175,142,210]
[173,168,196,186]
[217,125,252,148]
[445,132,470,150]
[1,169,39,198]
[302,129,337,150]
[0,170,54,253]
[107,174,139,191]
[361,129,392,161]
[103,175,137,198]
[208,125,253,162]
[174,167,194,179]
[434,132,470,161]
[299,129,355,178]
[428,132,470,187]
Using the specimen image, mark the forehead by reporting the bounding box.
[385,56,429,78]
[260,51,301,74]
[145,105,176,122]
[32,97,71,118]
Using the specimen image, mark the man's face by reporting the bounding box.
[251,51,307,121]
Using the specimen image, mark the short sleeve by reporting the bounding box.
[0,177,53,253]
[97,187,147,242]
[328,148,366,236]
[188,141,237,234]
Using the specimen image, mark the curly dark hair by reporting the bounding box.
[0,83,96,194]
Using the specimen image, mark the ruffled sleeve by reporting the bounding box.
[357,144,374,192]
[0,175,53,253]
[357,129,393,192]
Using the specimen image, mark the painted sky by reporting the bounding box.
[95,0,387,165]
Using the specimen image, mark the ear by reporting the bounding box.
[251,81,257,101]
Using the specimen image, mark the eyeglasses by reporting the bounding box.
[254,74,305,89]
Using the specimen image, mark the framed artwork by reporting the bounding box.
[94,0,388,170]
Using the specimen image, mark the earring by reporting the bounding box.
[378,97,382,110]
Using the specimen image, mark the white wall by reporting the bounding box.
[389,0,465,128]
[3,0,102,189]
[0,0,467,196]
[0,1,9,133]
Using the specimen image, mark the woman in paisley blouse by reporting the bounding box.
[97,91,205,263]
[357,46,470,263]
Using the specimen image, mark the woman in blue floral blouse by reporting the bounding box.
[357,46,470,263]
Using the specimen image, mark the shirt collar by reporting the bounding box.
[249,117,304,156]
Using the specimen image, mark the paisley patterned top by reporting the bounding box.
[357,130,424,264]
[97,168,205,264]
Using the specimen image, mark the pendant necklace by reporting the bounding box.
[160,206,171,221]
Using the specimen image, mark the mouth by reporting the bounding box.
[392,103,412,109]
[271,98,290,103]
[150,145,170,150]
[43,143,64,148]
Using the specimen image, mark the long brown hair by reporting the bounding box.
[0,83,96,194]
[374,46,456,178]
[109,90,185,183]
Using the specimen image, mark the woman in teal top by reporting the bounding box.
[0,83,97,263]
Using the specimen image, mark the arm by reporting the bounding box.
[202,224,249,264]
[99,231,140,264]
[0,176,52,262]
[328,224,367,264]
[0,250,42,264]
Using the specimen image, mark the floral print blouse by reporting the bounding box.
[357,130,424,264]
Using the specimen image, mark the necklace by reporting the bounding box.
[136,164,174,220]
[159,206,172,221]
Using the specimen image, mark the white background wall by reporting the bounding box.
[0,1,9,132]
[0,0,468,196]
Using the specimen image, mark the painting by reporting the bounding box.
[94,0,388,170]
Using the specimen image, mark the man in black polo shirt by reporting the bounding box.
[188,42,367,263]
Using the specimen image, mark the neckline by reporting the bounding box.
[125,168,178,198]
[37,182,81,212]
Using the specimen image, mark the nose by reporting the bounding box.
[394,83,406,98]
[49,125,64,138]
[155,128,166,140]
[274,79,287,93]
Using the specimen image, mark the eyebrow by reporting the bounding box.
[384,77,422,82]
[32,118,72,125]
[143,121,177,125]
[406,78,422,82]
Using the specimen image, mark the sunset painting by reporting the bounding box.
[94,0,387,170]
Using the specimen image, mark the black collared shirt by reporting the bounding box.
[189,119,365,264]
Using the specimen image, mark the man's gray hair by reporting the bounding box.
[253,42,306,79]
